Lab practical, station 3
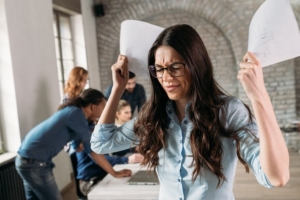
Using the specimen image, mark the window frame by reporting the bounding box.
[53,10,76,96]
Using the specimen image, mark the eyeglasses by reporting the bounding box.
[148,62,186,78]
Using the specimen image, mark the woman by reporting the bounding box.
[62,67,89,152]
[115,100,132,127]
[112,100,138,156]
[91,24,289,199]
[16,89,131,200]
[63,66,88,101]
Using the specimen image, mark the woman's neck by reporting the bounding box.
[174,99,188,123]
[115,119,123,127]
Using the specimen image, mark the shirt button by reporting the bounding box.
[179,198,183,200]
[180,140,182,143]
[184,120,188,124]
[178,160,181,163]
[178,179,181,182]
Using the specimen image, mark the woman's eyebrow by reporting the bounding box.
[154,64,164,68]
[155,62,182,67]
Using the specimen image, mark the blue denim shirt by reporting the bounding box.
[91,97,273,200]
[18,106,93,163]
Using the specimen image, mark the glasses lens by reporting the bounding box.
[149,63,185,78]
[148,65,157,78]
[169,63,184,77]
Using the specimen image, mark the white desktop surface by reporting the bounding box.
[88,163,160,200]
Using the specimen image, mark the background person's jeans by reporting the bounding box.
[15,155,62,200]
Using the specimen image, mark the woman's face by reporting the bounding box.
[116,105,132,124]
[154,46,191,103]
[79,74,88,91]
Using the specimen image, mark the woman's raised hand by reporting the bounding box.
[237,52,268,102]
[111,55,129,92]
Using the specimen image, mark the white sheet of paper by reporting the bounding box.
[248,0,300,67]
[120,20,164,77]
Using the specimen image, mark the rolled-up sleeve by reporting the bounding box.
[90,118,139,154]
[224,97,273,188]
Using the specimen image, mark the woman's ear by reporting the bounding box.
[116,111,120,119]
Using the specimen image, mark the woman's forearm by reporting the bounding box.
[251,92,290,186]
[98,87,123,124]
[237,52,290,186]
[98,55,129,125]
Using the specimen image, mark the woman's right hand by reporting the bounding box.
[112,169,132,178]
[111,55,129,92]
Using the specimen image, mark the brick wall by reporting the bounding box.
[94,0,300,125]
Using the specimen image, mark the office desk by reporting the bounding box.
[88,163,160,200]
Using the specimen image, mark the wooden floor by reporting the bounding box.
[62,150,300,200]
[233,150,300,200]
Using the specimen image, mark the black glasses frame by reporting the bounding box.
[148,62,186,78]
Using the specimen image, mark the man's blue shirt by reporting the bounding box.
[105,83,146,114]
[76,151,128,181]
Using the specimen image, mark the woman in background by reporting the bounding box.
[112,100,140,156]
[63,66,88,102]
[62,66,89,152]
[115,100,132,127]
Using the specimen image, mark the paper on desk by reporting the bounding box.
[120,20,164,77]
[248,0,300,67]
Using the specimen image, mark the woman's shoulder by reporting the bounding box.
[219,95,251,125]
[221,95,245,109]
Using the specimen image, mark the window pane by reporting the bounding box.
[61,39,74,60]
[59,81,64,98]
[85,79,90,90]
[59,16,72,39]
[54,38,60,59]
[63,60,75,81]
[57,60,63,81]
[53,14,58,37]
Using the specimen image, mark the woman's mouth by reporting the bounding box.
[165,85,179,92]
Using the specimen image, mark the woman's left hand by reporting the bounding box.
[237,52,267,102]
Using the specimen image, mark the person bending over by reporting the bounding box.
[16,89,131,200]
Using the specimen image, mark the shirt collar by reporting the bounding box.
[166,100,191,119]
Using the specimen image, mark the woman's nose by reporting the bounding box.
[162,69,173,80]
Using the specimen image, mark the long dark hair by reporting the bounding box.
[134,24,257,187]
[58,88,105,110]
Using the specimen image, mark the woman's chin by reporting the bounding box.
[166,93,180,101]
